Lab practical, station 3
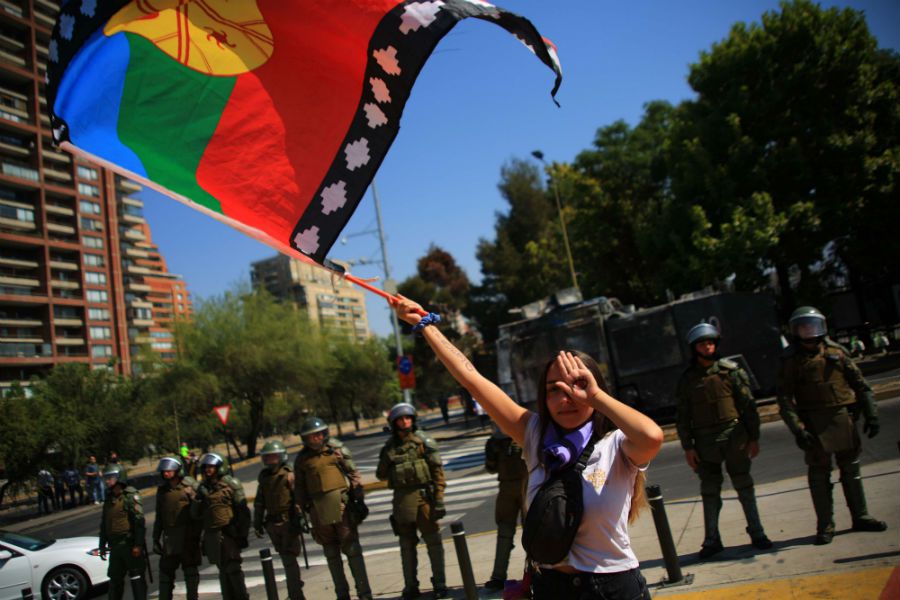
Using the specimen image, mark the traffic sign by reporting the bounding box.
[397,355,415,389]
[213,404,231,426]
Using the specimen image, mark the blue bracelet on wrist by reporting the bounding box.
[412,312,441,333]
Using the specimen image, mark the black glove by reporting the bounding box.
[794,430,817,451]
[863,417,880,439]
[152,540,163,555]
[99,545,109,560]
[195,485,209,501]
[254,527,265,539]
[431,501,446,521]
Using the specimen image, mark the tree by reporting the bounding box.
[326,337,399,431]
[0,385,52,505]
[668,0,900,311]
[175,287,327,457]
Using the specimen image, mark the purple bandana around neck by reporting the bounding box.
[541,420,594,473]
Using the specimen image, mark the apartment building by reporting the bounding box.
[0,0,190,391]
[251,254,370,342]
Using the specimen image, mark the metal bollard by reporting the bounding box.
[259,548,280,600]
[450,521,478,600]
[646,484,692,587]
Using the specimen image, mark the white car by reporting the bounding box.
[0,530,108,600]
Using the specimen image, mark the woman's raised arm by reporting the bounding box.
[392,296,531,445]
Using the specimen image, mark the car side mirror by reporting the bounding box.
[0,550,13,560]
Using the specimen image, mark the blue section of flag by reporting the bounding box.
[54,29,147,178]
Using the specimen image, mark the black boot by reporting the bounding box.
[699,494,724,559]
[841,461,888,533]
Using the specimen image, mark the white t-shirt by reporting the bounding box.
[523,413,647,573]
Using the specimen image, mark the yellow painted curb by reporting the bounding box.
[656,566,898,599]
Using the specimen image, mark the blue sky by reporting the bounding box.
[139,0,900,338]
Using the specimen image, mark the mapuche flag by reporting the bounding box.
[47,0,561,272]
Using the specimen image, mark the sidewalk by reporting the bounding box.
[252,457,900,599]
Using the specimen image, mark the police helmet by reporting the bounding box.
[789,306,827,341]
[387,402,417,427]
[299,416,329,438]
[259,440,288,466]
[102,464,128,485]
[686,322,721,346]
[157,456,184,478]
[199,452,230,476]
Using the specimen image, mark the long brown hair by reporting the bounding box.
[535,350,647,524]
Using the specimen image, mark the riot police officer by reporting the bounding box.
[376,403,448,600]
[676,322,772,559]
[483,427,527,591]
[777,306,887,545]
[193,453,251,600]
[98,464,147,600]
[153,456,202,600]
[254,440,306,600]
[294,417,372,600]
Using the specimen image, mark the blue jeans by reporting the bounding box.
[88,479,104,503]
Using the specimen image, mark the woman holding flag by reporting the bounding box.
[391,296,662,599]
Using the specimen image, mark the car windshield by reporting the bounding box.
[0,530,54,551]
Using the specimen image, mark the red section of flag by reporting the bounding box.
[213,404,231,426]
[397,355,415,390]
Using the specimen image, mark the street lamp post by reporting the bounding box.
[343,179,412,404]
[532,150,579,292]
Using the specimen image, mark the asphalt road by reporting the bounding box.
[19,395,900,598]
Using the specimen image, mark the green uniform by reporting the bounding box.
[99,486,146,600]
[153,476,202,600]
[676,358,768,550]
[777,339,883,539]
[294,439,371,600]
[194,474,250,600]
[376,430,447,597]
[255,462,305,600]
[484,435,527,585]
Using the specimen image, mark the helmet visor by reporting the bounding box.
[792,316,826,340]
[157,457,181,473]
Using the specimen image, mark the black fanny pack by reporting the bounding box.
[522,433,597,564]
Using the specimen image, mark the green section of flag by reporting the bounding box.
[118,34,236,214]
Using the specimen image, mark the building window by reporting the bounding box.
[0,205,34,222]
[80,217,102,232]
[152,341,173,350]
[77,166,98,181]
[83,236,103,249]
[88,308,110,321]
[133,307,152,321]
[83,253,104,267]
[84,272,107,285]
[79,199,101,214]
[150,331,171,339]
[90,326,111,340]
[77,183,100,197]
[91,344,113,358]
[86,290,108,303]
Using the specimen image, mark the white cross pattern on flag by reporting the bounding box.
[213,404,231,426]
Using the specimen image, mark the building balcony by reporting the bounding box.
[46,222,75,235]
[55,337,85,346]
[43,167,72,183]
[0,32,25,52]
[131,319,154,328]
[0,139,29,157]
[54,317,82,327]
[122,228,146,241]
[49,279,79,290]
[121,196,143,208]
[125,247,149,258]
[0,256,38,269]
[0,342,52,358]
[128,282,152,292]
[127,265,154,275]
[42,148,71,163]
[0,48,26,68]
[45,203,74,216]
[128,298,153,308]
[121,213,144,225]
[117,179,142,193]
[32,10,55,29]
[0,216,35,232]
[48,259,78,270]
[0,274,39,287]
[0,317,41,326]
